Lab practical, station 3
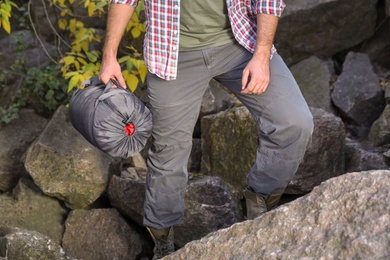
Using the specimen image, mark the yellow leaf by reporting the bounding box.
[88,3,95,17]
[123,71,139,92]
[138,64,147,83]
[84,0,90,8]
[60,56,75,65]
[68,75,80,92]
[131,27,141,38]
[69,0,75,4]
[58,19,67,30]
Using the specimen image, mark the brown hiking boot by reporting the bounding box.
[244,188,282,220]
[147,226,175,259]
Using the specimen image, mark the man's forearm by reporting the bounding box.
[103,3,135,59]
[253,13,279,60]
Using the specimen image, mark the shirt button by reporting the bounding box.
[174,4,179,9]
[173,31,178,35]
[172,46,177,51]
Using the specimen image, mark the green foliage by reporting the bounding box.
[0,61,69,124]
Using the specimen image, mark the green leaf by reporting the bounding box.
[85,51,98,62]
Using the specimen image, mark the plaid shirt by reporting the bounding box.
[111,0,285,80]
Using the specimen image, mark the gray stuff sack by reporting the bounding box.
[69,77,152,159]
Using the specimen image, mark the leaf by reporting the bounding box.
[68,75,80,92]
[2,18,11,33]
[126,58,134,72]
[58,19,67,30]
[87,2,95,17]
[85,51,97,62]
[138,64,147,83]
[131,27,141,38]
[94,1,107,11]
[60,56,75,65]
[118,56,130,63]
[123,71,139,92]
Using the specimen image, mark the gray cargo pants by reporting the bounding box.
[144,42,313,229]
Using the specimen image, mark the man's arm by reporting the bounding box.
[241,13,279,95]
[99,3,135,87]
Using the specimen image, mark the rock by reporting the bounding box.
[367,104,390,147]
[331,52,385,138]
[0,230,73,260]
[24,105,120,209]
[107,167,147,226]
[290,56,335,113]
[345,140,389,172]
[108,169,244,248]
[201,106,258,191]
[0,178,67,243]
[0,109,48,192]
[383,150,390,165]
[286,108,345,194]
[188,138,201,173]
[194,79,236,137]
[276,0,377,65]
[176,176,244,247]
[62,208,149,260]
[166,170,390,260]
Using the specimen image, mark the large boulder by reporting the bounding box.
[0,230,73,260]
[166,170,390,259]
[107,168,244,248]
[24,105,120,209]
[276,0,378,65]
[0,178,67,243]
[286,108,345,194]
[290,56,335,113]
[331,52,385,138]
[201,106,258,191]
[62,208,149,260]
[0,109,48,192]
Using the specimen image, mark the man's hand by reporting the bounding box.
[99,56,126,88]
[241,56,270,95]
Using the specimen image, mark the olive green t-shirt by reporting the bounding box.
[179,0,235,51]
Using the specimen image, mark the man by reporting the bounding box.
[99,0,313,258]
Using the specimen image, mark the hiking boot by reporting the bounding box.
[244,188,283,220]
[147,226,175,259]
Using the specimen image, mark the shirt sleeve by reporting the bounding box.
[254,0,286,17]
[110,0,138,6]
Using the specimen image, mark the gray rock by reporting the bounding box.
[108,169,244,248]
[188,138,201,173]
[386,80,390,105]
[165,170,390,260]
[0,230,73,260]
[331,52,385,138]
[0,109,48,192]
[383,150,390,165]
[287,108,345,194]
[24,105,120,209]
[290,56,335,113]
[345,140,389,172]
[201,106,258,191]
[62,208,148,260]
[276,0,377,65]
[367,104,390,147]
[0,178,67,243]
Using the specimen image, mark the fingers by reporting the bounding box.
[98,59,127,89]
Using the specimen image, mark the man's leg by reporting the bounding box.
[213,43,314,218]
[144,49,211,258]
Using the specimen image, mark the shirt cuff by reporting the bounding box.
[110,0,138,6]
[255,0,286,17]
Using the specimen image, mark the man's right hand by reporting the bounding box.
[98,56,127,88]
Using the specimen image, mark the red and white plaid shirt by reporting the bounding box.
[111,0,285,80]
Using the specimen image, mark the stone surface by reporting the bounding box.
[367,104,390,147]
[331,52,385,138]
[166,170,390,260]
[201,106,258,191]
[24,106,120,209]
[0,230,73,260]
[0,178,67,243]
[345,140,389,172]
[62,208,149,260]
[108,169,244,248]
[290,56,335,113]
[286,108,345,194]
[0,109,48,192]
[276,0,377,65]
